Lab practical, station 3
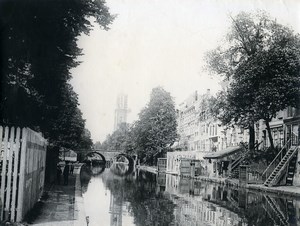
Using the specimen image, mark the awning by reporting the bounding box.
[203,146,242,159]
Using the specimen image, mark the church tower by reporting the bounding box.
[114,93,129,131]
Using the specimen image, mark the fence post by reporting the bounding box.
[0,127,9,221]
[5,127,15,218]
[16,128,27,222]
[0,126,3,220]
[11,128,21,222]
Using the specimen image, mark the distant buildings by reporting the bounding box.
[177,90,248,153]
[114,93,129,131]
[176,90,300,153]
[170,90,300,179]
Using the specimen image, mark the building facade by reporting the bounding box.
[177,90,249,153]
[170,89,300,181]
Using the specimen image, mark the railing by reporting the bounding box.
[261,132,298,182]
[0,126,47,222]
[230,141,263,173]
[247,164,266,184]
[261,140,290,181]
[291,132,299,146]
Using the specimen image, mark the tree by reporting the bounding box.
[100,123,131,152]
[0,0,114,149]
[134,87,177,164]
[94,141,102,150]
[206,11,300,150]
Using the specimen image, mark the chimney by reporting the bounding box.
[207,89,210,95]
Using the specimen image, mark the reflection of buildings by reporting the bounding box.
[165,174,245,226]
[109,190,132,226]
[109,193,123,226]
[156,173,166,193]
[164,174,300,226]
[114,93,129,131]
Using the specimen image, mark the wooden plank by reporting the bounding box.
[11,127,21,222]
[26,130,32,212]
[16,128,27,222]
[0,126,3,221]
[0,127,9,220]
[5,127,15,213]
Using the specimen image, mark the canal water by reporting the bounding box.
[81,164,300,226]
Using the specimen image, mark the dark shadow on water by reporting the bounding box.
[80,163,106,193]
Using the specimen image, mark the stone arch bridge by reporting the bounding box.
[76,149,135,164]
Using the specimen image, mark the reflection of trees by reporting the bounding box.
[80,164,105,193]
[110,162,134,176]
[80,165,92,194]
[104,170,175,226]
[91,165,105,175]
[110,163,129,175]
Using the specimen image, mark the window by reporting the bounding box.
[287,106,295,117]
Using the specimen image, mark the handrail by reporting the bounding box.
[261,138,291,178]
[230,141,264,174]
[291,132,299,146]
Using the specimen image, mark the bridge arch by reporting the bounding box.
[84,151,106,163]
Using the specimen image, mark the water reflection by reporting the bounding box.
[110,162,134,176]
[81,165,300,226]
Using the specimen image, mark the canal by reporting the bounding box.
[80,164,300,226]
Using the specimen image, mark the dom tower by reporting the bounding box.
[114,93,129,131]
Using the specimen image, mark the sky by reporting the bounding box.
[70,0,300,142]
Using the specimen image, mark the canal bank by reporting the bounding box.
[24,163,87,226]
[138,165,300,197]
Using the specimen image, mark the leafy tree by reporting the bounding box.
[94,141,102,150]
[100,123,131,152]
[110,123,130,151]
[0,0,113,149]
[134,87,177,165]
[78,128,93,150]
[206,11,300,150]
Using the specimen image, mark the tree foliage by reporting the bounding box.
[0,0,113,149]
[134,87,177,164]
[100,123,131,152]
[206,11,300,150]
[100,87,177,165]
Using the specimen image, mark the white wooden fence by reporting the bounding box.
[0,126,47,222]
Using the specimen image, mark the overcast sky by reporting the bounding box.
[70,0,300,142]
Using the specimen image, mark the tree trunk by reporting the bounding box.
[248,122,255,152]
[265,119,275,151]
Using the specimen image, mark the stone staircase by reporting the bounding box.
[285,151,298,186]
[264,146,298,187]
[228,142,262,179]
[228,155,244,179]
